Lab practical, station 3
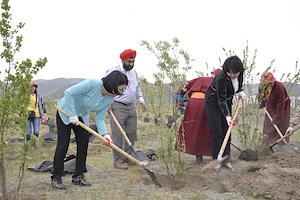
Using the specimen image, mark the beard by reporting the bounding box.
[123,63,133,71]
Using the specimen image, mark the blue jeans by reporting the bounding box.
[27,117,40,141]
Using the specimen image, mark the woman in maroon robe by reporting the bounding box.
[258,72,291,144]
[176,69,220,163]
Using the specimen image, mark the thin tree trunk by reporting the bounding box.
[0,149,8,200]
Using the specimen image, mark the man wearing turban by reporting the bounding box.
[103,49,147,169]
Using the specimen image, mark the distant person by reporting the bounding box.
[175,84,189,116]
[104,49,147,170]
[27,81,47,145]
[166,84,189,129]
[51,70,128,190]
[205,56,246,172]
[258,72,291,144]
[175,69,221,163]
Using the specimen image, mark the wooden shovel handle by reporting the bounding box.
[271,124,300,147]
[217,98,242,160]
[109,110,132,146]
[264,107,288,143]
[270,125,300,148]
[270,132,292,148]
[230,142,242,152]
[294,124,300,133]
[54,105,144,166]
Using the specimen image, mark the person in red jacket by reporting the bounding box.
[258,72,291,144]
[175,69,221,163]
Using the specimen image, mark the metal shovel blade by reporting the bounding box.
[142,165,162,187]
[131,149,151,163]
[280,144,297,153]
[269,146,275,153]
[231,143,258,161]
[239,148,258,161]
[269,133,297,153]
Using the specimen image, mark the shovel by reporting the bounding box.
[54,105,162,187]
[202,98,242,171]
[268,133,292,153]
[269,124,300,153]
[230,142,258,161]
[109,110,150,163]
[264,108,296,153]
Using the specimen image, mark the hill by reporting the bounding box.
[34,78,86,100]
[34,78,300,101]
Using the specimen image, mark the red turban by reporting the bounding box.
[30,81,38,88]
[120,49,137,61]
[262,72,276,84]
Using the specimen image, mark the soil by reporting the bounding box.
[148,141,300,200]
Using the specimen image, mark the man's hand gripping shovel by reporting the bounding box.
[201,98,242,171]
[54,105,162,187]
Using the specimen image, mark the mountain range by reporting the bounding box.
[34,78,300,101]
[34,78,86,100]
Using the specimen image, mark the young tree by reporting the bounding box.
[0,0,47,199]
[140,37,193,189]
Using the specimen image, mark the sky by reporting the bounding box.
[5,0,300,83]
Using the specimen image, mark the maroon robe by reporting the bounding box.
[176,77,213,156]
[260,81,290,144]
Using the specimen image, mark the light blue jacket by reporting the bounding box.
[57,79,114,135]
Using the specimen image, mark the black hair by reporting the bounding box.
[222,56,244,73]
[102,70,128,95]
[34,89,38,107]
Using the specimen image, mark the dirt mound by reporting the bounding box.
[150,143,300,200]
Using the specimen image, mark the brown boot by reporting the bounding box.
[114,162,129,170]
[123,158,136,166]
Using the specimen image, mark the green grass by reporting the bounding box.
[3,110,299,199]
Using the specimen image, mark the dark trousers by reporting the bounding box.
[205,102,231,162]
[51,112,89,180]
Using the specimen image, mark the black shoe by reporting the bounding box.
[72,174,92,187]
[196,155,203,163]
[51,178,66,190]
[213,164,222,173]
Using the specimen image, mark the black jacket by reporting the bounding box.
[205,70,243,117]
